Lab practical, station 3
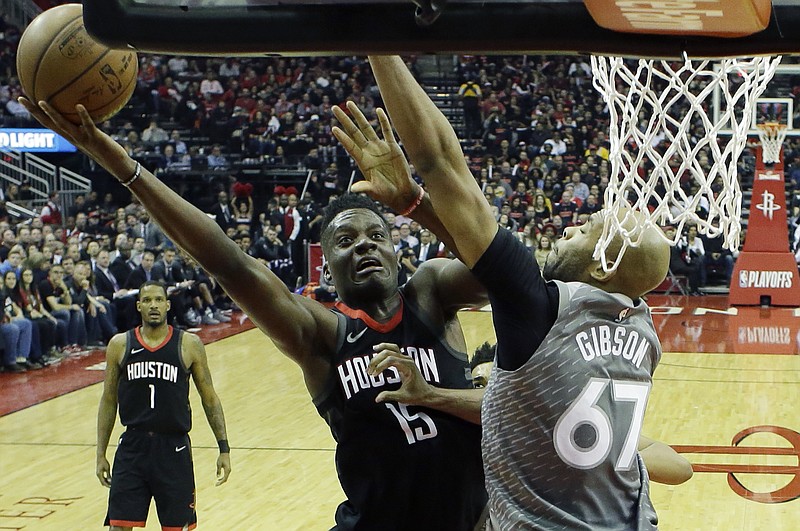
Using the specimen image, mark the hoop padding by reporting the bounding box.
[756,122,788,165]
[590,55,781,272]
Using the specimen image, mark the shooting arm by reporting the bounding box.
[19,101,338,366]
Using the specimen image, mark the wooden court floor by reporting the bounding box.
[1,297,799,530]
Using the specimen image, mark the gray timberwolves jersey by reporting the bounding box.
[482,280,660,530]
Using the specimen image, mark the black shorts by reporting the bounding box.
[105,430,196,530]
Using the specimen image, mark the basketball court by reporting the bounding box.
[0,301,799,529]
[3,0,800,529]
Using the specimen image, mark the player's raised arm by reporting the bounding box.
[367,56,497,268]
[184,333,231,486]
[331,103,461,258]
[18,99,338,367]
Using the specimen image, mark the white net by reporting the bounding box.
[590,55,781,272]
[756,122,788,165]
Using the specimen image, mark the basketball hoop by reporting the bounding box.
[590,55,781,272]
[756,122,788,165]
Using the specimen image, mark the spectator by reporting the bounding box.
[535,235,553,269]
[40,264,87,351]
[15,267,63,356]
[199,70,224,99]
[141,120,169,144]
[141,212,169,253]
[458,77,483,139]
[702,224,735,286]
[683,225,707,286]
[69,261,117,346]
[398,222,419,248]
[551,190,579,227]
[181,255,231,324]
[0,247,23,277]
[40,191,63,225]
[665,226,703,295]
[207,145,229,170]
[209,191,235,232]
[413,229,439,263]
[0,271,37,372]
[94,249,137,331]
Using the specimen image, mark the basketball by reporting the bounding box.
[15,3,138,125]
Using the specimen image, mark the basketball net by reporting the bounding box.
[756,122,788,165]
[590,55,781,272]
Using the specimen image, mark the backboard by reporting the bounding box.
[713,64,800,137]
[82,0,800,57]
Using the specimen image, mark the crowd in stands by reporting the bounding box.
[6,7,800,372]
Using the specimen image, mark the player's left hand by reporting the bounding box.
[368,343,434,405]
[216,453,231,486]
[17,99,131,175]
[332,102,421,213]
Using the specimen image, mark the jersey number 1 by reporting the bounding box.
[553,377,650,470]
[148,384,155,409]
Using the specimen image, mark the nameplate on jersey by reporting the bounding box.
[127,361,179,383]
[338,346,440,400]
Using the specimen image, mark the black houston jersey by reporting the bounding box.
[313,295,487,531]
[118,326,192,434]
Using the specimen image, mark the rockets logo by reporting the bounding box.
[755,190,781,220]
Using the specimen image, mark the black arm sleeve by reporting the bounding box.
[471,229,560,371]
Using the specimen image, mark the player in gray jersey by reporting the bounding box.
[333,57,672,530]
[470,343,693,487]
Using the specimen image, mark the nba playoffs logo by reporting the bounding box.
[755,190,781,220]
[739,270,793,289]
[739,270,748,288]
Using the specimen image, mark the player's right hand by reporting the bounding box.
[332,102,420,214]
[96,457,112,487]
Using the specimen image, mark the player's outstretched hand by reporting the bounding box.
[17,98,129,172]
[96,456,112,488]
[216,453,231,486]
[332,101,421,213]
[368,342,433,405]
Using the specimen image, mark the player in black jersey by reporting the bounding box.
[24,99,489,529]
[96,281,231,531]
[339,57,673,530]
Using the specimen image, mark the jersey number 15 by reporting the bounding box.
[385,403,438,445]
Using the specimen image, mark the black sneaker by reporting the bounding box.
[4,363,27,373]
[25,360,46,370]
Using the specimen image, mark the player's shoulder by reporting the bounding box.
[108,331,129,349]
[179,330,204,352]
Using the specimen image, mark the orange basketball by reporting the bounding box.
[15,3,138,125]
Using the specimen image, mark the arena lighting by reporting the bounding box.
[0,129,77,153]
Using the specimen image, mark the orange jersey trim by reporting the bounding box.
[162,524,196,531]
[135,325,174,352]
[109,519,147,527]
[334,298,404,333]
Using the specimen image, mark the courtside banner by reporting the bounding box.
[0,128,77,152]
[584,0,771,37]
